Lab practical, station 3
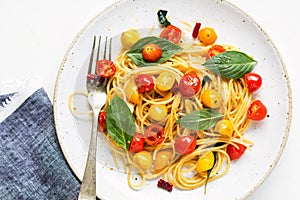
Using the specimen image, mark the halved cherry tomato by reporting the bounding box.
[144,124,165,146]
[214,119,234,137]
[160,25,182,44]
[245,73,262,93]
[96,59,116,78]
[149,104,168,121]
[247,100,267,120]
[124,79,140,104]
[129,133,145,153]
[155,71,176,91]
[142,44,162,62]
[207,45,226,59]
[196,151,215,172]
[97,111,107,132]
[226,143,247,161]
[174,136,196,155]
[201,89,222,108]
[134,74,154,93]
[154,150,172,171]
[132,151,152,170]
[179,72,201,97]
[121,29,140,49]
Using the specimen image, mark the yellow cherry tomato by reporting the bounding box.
[214,119,234,137]
[121,29,140,49]
[154,150,172,171]
[124,79,140,104]
[198,27,217,46]
[196,151,215,173]
[201,89,222,108]
[149,104,168,121]
[132,151,152,171]
[155,72,176,91]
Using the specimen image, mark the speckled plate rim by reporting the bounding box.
[53,0,292,199]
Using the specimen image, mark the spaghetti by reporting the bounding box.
[68,27,263,193]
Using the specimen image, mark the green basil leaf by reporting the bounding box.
[176,108,223,130]
[126,36,182,67]
[203,51,257,79]
[157,9,171,27]
[106,96,135,150]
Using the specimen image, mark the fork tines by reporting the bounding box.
[87,35,112,76]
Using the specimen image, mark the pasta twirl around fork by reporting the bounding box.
[69,10,267,194]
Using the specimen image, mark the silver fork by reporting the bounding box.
[78,36,111,200]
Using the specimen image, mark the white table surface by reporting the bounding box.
[0,0,298,199]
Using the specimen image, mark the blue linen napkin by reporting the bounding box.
[0,79,80,200]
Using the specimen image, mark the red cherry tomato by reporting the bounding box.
[179,72,201,97]
[129,133,145,153]
[96,59,116,78]
[142,44,162,62]
[97,111,107,132]
[144,124,165,146]
[207,45,226,59]
[245,73,262,92]
[247,100,267,120]
[226,143,247,161]
[160,25,182,44]
[174,136,196,155]
[134,74,154,93]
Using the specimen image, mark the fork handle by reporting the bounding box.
[78,112,98,200]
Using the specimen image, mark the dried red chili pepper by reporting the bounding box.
[157,179,173,192]
[192,22,201,38]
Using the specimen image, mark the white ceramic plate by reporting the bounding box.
[53,0,292,199]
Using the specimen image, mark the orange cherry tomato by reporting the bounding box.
[198,27,217,45]
[142,44,162,62]
[129,133,145,153]
[160,25,182,44]
[207,45,226,59]
[174,136,196,155]
[97,111,106,132]
[179,72,201,97]
[245,73,262,93]
[226,143,247,161]
[96,59,116,78]
[144,124,165,146]
[247,100,267,120]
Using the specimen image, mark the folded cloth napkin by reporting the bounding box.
[0,78,80,200]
